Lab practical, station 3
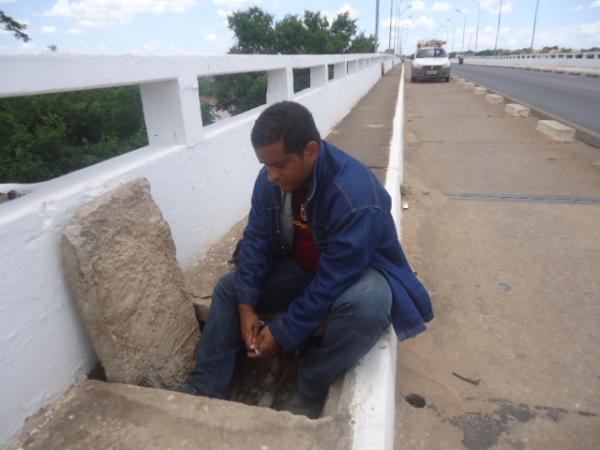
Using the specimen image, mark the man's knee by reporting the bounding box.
[332,268,391,334]
[210,272,239,313]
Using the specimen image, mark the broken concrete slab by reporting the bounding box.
[473,86,487,95]
[505,103,530,117]
[10,380,352,450]
[486,93,504,104]
[61,178,199,387]
[462,81,475,89]
[536,120,576,142]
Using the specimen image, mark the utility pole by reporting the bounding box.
[494,0,503,54]
[530,0,540,51]
[446,17,455,53]
[456,9,466,53]
[388,0,394,52]
[375,0,380,52]
[472,0,480,53]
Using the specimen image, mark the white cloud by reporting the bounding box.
[44,0,200,28]
[415,15,436,30]
[431,2,453,13]
[205,32,217,41]
[411,0,426,12]
[570,5,584,11]
[0,0,16,4]
[591,0,600,8]
[338,4,360,18]
[479,0,513,15]
[41,26,58,33]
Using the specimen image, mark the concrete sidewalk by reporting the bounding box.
[395,67,600,449]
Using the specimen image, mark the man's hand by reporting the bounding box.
[238,304,260,355]
[249,325,280,359]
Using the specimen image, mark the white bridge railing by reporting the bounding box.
[464,51,600,71]
[0,53,397,448]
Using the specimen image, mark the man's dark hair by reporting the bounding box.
[251,101,321,155]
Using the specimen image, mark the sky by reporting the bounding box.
[0,0,599,55]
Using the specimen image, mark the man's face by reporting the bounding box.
[255,140,319,193]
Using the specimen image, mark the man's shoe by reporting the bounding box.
[283,391,325,419]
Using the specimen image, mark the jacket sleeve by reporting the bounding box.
[269,205,384,351]
[234,169,275,306]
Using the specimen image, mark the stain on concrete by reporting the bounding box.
[429,398,598,450]
[498,282,513,292]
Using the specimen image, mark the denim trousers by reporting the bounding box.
[186,257,392,400]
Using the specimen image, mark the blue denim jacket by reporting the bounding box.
[234,140,433,351]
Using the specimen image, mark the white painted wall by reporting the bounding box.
[0,53,396,449]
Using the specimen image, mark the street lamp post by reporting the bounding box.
[494,0,503,54]
[388,0,394,52]
[396,4,411,55]
[375,0,380,51]
[472,0,480,53]
[530,0,540,51]
[446,17,456,53]
[456,9,466,53]
[400,15,412,57]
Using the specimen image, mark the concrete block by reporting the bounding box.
[473,86,487,95]
[505,103,530,117]
[485,93,504,104]
[62,178,200,387]
[462,81,474,89]
[11,380,351,450]
[536,120,576,142]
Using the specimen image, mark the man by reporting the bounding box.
[182,101,433,418]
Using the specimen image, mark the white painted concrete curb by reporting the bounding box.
[348,64,404,450]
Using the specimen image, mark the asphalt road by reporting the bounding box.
[451,64,600,135]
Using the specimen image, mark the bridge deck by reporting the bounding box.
[395,68,600,449]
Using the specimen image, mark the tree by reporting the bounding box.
[0,87,147,183]
[0,11,30,42]
[211,7,378,116]
[228,7,275,54]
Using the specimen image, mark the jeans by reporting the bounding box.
[186,258,392,400]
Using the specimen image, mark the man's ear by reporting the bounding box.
[304,140,320,162]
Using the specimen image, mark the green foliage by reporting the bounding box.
[0,10,30,42]
[212,7,377,117]
[228,7,275,54]
[0,87,147,183]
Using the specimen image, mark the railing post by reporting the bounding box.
[333,62,347,80]
[310,65,328,88]
[348,60,358,75]
[267,66,293,103]
[139,75,203,147]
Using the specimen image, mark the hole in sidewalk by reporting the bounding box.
[405,393,427,408]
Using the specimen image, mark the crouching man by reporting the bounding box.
[181,101,433,418]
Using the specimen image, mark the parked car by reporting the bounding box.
[411,39,450,83]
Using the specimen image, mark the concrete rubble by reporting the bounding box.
[61,178,199,387]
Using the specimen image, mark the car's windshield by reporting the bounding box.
[416,48,447,58]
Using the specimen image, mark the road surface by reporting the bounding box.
[452,64,600,135]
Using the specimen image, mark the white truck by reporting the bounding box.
[411,39,450,82]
